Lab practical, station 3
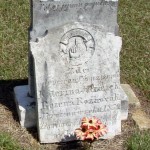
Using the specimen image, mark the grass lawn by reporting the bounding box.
[0,0,150,149]
[0,132,21,150]
[125,130,150,150]
[0,0,29,80]
[0,0,149,99]
[119,0,150,99]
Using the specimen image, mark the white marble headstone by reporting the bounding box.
[31,22,127,143]
[29,0,120,97]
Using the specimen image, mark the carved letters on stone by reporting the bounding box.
[29,0,119,97]
[31,22,128,143]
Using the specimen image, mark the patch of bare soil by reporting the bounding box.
[133,86,150,117]
[0,81,149,150]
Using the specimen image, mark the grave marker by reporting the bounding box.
[30,0,128,141]
[14,0,128,143]
[29,0,120,97]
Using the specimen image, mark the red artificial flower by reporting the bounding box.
[81,116,102,129]
[75,117,108,141]
[92,124,108,139]
[75,128,87,140]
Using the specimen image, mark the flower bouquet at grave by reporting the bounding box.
[75,117,108,148]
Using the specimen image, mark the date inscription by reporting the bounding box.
[40,0,118,13]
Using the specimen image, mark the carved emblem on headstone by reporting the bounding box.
[60,28,95,66]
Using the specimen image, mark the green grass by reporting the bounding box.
[0,0,149,98]
[0,0,150,149]
[0,133,21,150]
[0,0,149,99]
[126,131,150,150]
[119,0,150,99]
[0,0,30,80]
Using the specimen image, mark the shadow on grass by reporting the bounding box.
[0,79,28,121]
[0,79,40,140]
[0,79,89,149]
[56,135,86,150]
[56,141,85,150]
[57,139,84,150]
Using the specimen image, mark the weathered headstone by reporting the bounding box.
[14,0,128,143]
[29,0,128,143]
[29,0,120,97]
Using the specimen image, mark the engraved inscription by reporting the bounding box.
[40,104,121,120]
[30,18,127,142]
[40,122,79,130]
[45,74,119,86]
[40,82,120,98]
[40,93,120,110]
[40,0,118,13]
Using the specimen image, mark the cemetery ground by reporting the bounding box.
[0,0,149,149]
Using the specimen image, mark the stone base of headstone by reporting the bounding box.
[14,84,150,134]
[14,86,36,128]
[132,108,150,130]
[14,84,133,128]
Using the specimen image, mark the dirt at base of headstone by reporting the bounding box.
[0,84,150,150]
[0,102,134,150]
